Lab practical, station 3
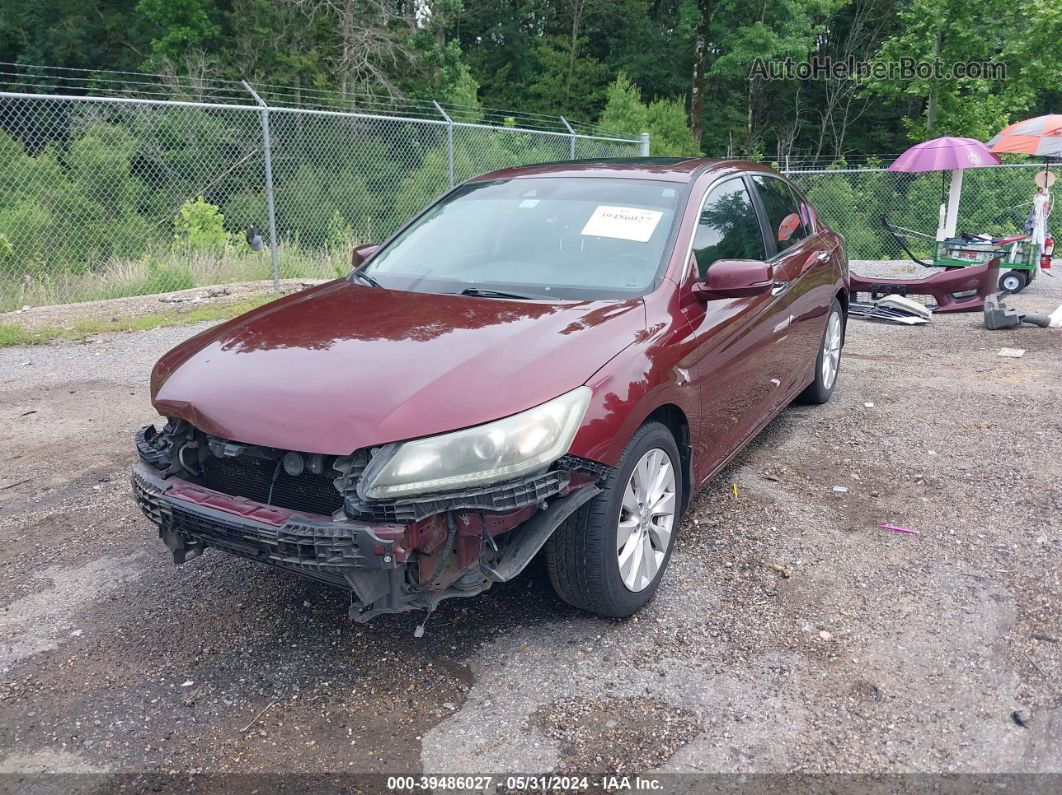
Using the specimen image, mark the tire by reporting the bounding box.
[999,270,1028,293]
[796,298,844,405]
[545,422,682,618]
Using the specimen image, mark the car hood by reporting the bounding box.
[151,280,646,454]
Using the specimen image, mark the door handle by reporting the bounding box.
[771,281,790,296]
[799,249,831,276]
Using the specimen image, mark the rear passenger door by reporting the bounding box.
[749,175,835,397]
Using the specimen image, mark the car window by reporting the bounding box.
[691,178,766,278]
[362,177,681,300]
[752,175,809,253]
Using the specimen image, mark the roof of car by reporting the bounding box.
[470,157,777,184]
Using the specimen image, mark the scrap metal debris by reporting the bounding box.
[998,347,1026,358]
[850,297,930,325]
[984,293,1051,330]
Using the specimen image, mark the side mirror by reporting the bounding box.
[692,259,774,301]
[351,244,378,268]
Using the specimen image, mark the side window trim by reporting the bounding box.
[789,182,818,235]
[742,173,777,260]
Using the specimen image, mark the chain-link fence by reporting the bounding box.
[2,83,1051,313]
[784,164,1052,263]
[0,90,642,311]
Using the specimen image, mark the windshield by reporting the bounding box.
[360,177,683,300]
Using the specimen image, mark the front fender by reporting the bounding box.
[568,325,699,468]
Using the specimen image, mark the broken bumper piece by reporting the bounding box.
[850,259,1000,313]
[132,461,402,579]
[131,459,601,623]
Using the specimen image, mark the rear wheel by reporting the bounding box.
[546,422,682,618]
[999,270,1028,293]
[796,298,844,405]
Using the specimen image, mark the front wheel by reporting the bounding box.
[545,422,682,618]
[796,298,844,405]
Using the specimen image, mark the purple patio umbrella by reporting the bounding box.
[888,136,1001,239]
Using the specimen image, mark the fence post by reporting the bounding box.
[560,116,577,159]
[433,101,455,188]
[242,80,280,291]
[640,132,650,157]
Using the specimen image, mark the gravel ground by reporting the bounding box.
[0,268,1059,787]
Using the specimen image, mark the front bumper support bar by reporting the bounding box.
[131,462,399,574]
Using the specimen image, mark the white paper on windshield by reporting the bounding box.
[581,205,663,243]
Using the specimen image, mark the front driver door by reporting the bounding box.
[679,176,793,479]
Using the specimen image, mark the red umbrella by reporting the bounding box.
[988,114,1062,157]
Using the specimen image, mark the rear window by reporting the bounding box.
[751,175,809,253]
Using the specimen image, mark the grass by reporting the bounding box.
[0,296,271,348]
[1,242,347,312]
[0,324,41,346]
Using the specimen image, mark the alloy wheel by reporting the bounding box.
[822,311,842,390]
[617,448,676,592]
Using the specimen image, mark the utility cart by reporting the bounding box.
[934,235,1041,293]
[881,217,1045,294]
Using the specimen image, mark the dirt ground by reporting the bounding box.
[0,271,1059,789]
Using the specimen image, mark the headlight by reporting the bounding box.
[359,387,591,499]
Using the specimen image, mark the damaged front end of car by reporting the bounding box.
[131,394,607,623]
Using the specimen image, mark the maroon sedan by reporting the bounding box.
[133,158,848,623]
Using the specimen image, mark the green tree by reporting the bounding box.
[595,74,699,155]
[136,0,222,63]
[864,0,1062,141]
[526,36,611,118]
[0,0,150,75]
[174,196,226,251]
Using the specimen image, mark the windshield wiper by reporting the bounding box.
[351,270,383,289]
[459,287,534,300]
